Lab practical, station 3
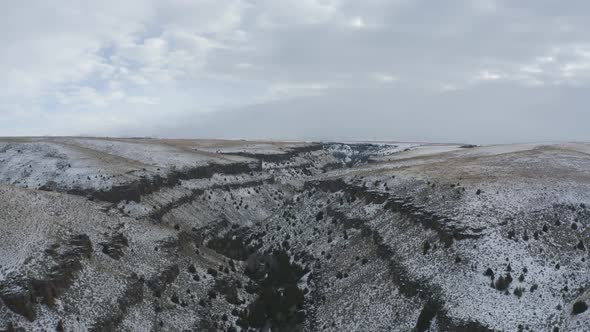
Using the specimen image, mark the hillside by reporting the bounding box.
[1,137,589,331]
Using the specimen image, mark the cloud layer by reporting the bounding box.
[2,0,590,143]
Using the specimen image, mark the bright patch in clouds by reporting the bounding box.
[350,17,366,28]
[373,73,397,83]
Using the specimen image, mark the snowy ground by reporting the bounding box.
[0,138,589,331]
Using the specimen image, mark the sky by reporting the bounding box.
[1,0,590,144]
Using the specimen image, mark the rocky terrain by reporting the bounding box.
[0,137,589,331]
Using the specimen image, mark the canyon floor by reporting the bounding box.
[1,137,590,332]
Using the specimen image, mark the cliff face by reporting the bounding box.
[1,138,590,331]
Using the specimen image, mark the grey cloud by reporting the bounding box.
[150,83,590,144]
[206,0,590,89]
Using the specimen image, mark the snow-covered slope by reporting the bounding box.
[0,138,589,331]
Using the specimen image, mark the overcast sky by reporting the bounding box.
[2,0,590,143]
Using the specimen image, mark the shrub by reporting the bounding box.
[573,301,588,315]
[422,241,431,255]
[207,268,218,277]
[315,211,324,221]
[495,273,513,291]
[188,264,196,274]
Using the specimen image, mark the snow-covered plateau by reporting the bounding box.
[0,137,589,331]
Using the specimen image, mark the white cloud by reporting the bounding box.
[477,71,503,81]
[0,0,248,123]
